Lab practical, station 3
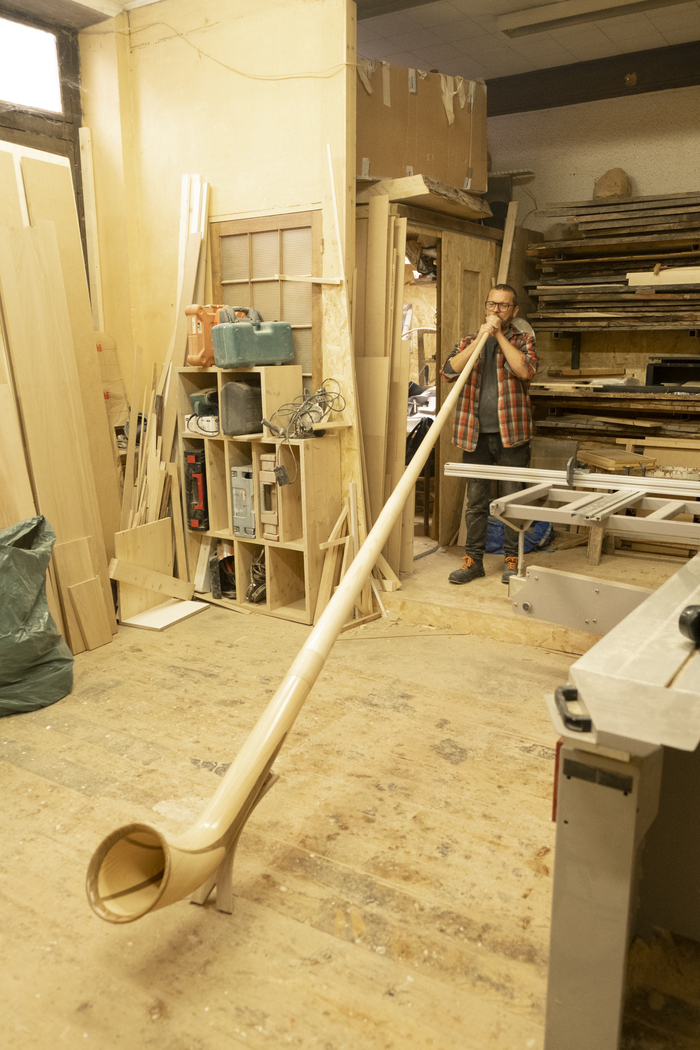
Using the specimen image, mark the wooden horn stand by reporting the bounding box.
[86,331,488,923]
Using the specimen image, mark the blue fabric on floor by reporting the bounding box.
[485,517,553,554]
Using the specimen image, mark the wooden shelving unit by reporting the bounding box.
[177,365,342,624]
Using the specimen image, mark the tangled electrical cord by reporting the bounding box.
[262,379,346,485]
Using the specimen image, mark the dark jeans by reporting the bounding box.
[462,434,531,559]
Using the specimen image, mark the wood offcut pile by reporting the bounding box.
[526,190,700,330]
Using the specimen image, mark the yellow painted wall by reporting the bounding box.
[80,0,355,394]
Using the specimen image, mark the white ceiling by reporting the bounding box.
[357,0,700,79]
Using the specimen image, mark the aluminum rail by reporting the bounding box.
[85,333,490,924]
[444,461,700,499]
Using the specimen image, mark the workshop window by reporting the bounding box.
[211,211,322,385]
[0,16,61,114]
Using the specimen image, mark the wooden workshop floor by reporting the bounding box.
[1,554,699,1050]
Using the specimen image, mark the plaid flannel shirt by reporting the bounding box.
[442,326,538,452]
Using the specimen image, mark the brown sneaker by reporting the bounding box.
[501,556,519,584]
[449,555,485,585]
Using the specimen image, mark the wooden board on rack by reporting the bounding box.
[383,217,409,574]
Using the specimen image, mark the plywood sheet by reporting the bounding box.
[114,518,173,620]
[68,577,113,650]
[53,537,94,655]
[120,598,208,631]
[21,157,121,559]
[0,220,116,632]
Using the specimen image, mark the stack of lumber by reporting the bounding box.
[354,196,413,576]
[527,191,700,329]
[118,175,209,590]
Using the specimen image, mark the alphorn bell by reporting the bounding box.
[86,330,490,923]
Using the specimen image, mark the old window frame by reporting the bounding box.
[210,210,323,389]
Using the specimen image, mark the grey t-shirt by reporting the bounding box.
[477,337,499,433]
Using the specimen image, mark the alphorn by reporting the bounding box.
[86,330,489,923]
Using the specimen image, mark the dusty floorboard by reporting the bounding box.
[1,553,698,1048]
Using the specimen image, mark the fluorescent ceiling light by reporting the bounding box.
[498,0,690,37]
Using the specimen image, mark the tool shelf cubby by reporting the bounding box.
[177,366,341,624]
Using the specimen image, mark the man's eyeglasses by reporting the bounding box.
[485,300,514,311]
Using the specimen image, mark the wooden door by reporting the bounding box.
[436,231,496,546]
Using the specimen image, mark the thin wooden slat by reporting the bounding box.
[109,558,195,601]
[166,462,189,582]
[496,201,518,285]
[68,577,112,650]
[120,344,142,531]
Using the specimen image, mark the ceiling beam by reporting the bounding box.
[487,40,700,116]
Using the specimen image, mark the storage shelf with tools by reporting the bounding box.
[176,366,341,624]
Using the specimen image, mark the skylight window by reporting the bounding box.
[0,16,62,114]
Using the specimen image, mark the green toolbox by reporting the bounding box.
[212,320,295,367]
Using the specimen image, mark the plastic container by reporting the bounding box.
[220,380,263,436]
[212,321,295,367]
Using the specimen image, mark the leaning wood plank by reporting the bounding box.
[166,462,189,581]
[375,551,401,590]
[120,598,208,632]
[0,220,117,633]
[109,558,195,601]
[68,577,112,650]
[21,159,121,560]
[355,357,391,525]
[364,195,390,358]
[496,201,519,285]
[52,537,94,655]
[0,384,35,530]
[114,518,173,621]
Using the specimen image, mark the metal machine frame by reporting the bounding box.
[543,555,700,1049]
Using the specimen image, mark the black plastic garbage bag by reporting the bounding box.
[0,516,73,716]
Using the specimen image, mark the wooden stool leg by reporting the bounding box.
[190,771,279,914]
[588,525,605,566]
